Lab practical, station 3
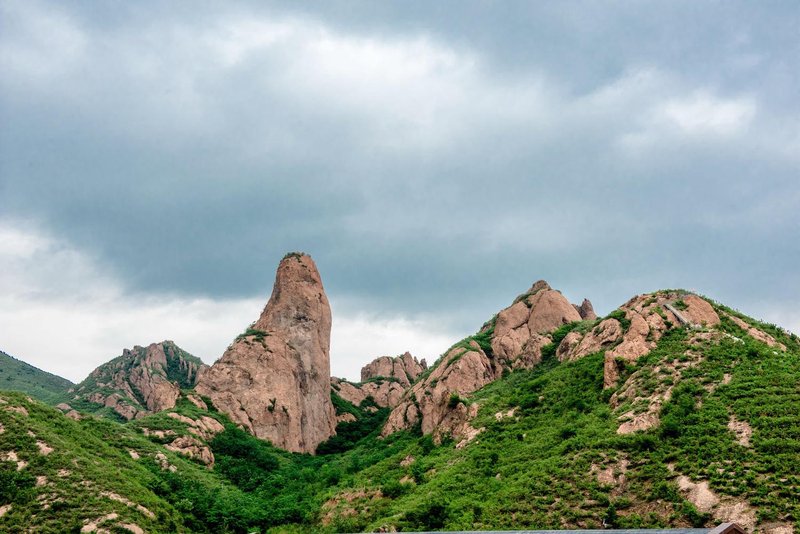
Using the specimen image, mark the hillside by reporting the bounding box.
[1,288,798,533]
[70,341,207,421]
[0,350,73,405]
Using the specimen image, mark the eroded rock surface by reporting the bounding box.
[332,352,427,409]
[196,253,336,454]
[72,341,206,421]
[557,291,721,388]
[383,280,590,442]
[361,352,427,386]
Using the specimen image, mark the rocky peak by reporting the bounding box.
[73,341,206,421]
[574,299,597,321]
[383,279,587,443]
[360,352,427,387]
[195,253,336,454]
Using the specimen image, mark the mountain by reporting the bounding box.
[70,341,207,421]
[0,350,73,405]
[1,265,798,533]
[196,252,337,454]
[332,351,427,409]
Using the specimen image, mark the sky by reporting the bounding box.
[1,1,798,383]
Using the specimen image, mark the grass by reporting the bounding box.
[1,296,798,532]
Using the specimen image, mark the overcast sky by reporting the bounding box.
[1,1,798,383]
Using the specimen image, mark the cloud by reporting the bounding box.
[0,220,459,382]
[0,0,797,371]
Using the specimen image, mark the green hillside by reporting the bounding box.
[0,350,73,405]
[1,294,798,533]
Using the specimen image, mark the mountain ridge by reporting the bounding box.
[1,257,798,532]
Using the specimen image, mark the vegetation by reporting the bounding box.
[1,298,798,532]
[0,350,73,405]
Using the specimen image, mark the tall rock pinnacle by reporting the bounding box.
[196,253,336,453]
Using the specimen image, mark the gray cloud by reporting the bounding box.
[1,0,798,346]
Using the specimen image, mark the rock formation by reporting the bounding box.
[360,352,427,386]
[382,280,588,443]
[72,341,206,421]
[556,291,721,388]
[332,352,427,409]
[195,253,336,454]
[574,299,597,321]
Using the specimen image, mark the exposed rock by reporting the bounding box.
[383,280,585,441]
[186,394,208,410]
[0,504,11,517]
[0,450,27,470]
[36,440,53,455]
[81,513,118,533]
[676,475,756,532]
[128,449,140,460]
[154,452,176,472]
[196,253,336,454]
[165,436,215,466]
[558,291,721,388]
[73,341,207,420]
[5,405,28,417]
[165,412,225,440]
[100,491,155,519]
[677,476,718,513]
[728,415,753,447]
[724,313,786,350]
[332,376,406,408]
[526,282,583,334]
[400,455,415,467]
[337,412,357,424]
[361,352,427,386]
[575,299,597,320]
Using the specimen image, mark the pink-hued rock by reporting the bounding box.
[526,285,583,334]
[382,280,589,442]
[574,299,598,321]
[383,341,495,443]
[724,313,786,350]
[559,319,623,362]
[164,436,215,466]
[360,352,427,387]
[196,254,336,454]
[73,341,206,420]
[331,377,406,409]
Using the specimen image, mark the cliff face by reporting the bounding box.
[195,253,336,454]
[72,341,206,420]
[382,280,591,444]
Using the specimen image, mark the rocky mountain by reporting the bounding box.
[382,280,593,443]
[0,350,73,405]
[196,252,337,454]
[70,341,206,420]
[332,352,427,409]
[2,257,799,533]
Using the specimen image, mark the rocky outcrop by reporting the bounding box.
[382,280,589,442]
[491,280,583,371]
[361,352,426,386]
[72,342,206,421]
[195,253,336,454]
[331,377,406,409]
[331,352,427,409]
[382,340,494,443]
[723,313,786,351]
[556,291,721,388]
[574,299,597,321]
